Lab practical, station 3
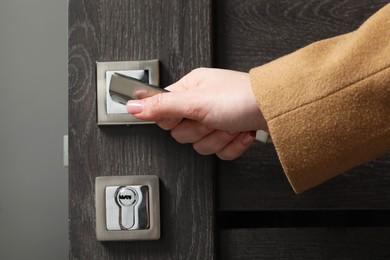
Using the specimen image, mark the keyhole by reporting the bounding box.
[116,187,137,207]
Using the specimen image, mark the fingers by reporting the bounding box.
[127,68,211,122]
[156,118,182,130]
[126,67,257,160]
[216,132,255,160]
[127,91,209,122]
[156,119,213,142]
[193,130,238,155]
[171,120,214,143]
[156,118,255,160]
[191,131,255,160]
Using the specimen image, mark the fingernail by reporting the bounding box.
[126,100,144,114]
[241,132,255,145]
[228,131,238,135]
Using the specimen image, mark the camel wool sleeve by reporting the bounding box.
[249,4,390,193]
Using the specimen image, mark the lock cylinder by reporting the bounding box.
[95,175,160,241]
[105,185,150,231]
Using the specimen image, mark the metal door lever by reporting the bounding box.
[109,73,167,104]
[96,60,161,125]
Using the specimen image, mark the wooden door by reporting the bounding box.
[69,1,215,259]
[69,0,390,259]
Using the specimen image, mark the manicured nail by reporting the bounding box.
[241,132,255,145]
[126,100,144,114]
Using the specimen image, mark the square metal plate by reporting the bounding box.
[95,175,160,241]
[96,60,159,125]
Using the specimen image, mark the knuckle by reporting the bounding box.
[179,67,210,91]
[194,124,211,138]
[171,129,187,144]
[192,143,210,156]
[156,120,172,130]
[186,107,203,121]
[146,93,166,120]
[180,71,199,90]
[151,93,164,109]
[217,150,239,161]
[184,97,207,121]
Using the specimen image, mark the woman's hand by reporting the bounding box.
[127,68,267,160]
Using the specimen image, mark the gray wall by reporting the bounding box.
[0,1,68,259]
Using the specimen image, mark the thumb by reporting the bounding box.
[126,91,206,122]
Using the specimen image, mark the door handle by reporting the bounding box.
[96,60,163,125]
[109,72,167,104]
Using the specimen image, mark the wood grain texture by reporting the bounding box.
[215,0,390,210]
[69,1,214,259]
[218,145,390,210]
[215,0,390,71]
[219,228,390,260]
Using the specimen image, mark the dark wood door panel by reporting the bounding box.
[218,149,390,210]
[215,0,389,71]
[69,0,215,259]
[219,228,390,260]
[215,0,390,209]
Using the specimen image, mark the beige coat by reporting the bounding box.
[250,4,390,193]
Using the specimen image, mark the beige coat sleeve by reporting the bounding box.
[249,4,390,193]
